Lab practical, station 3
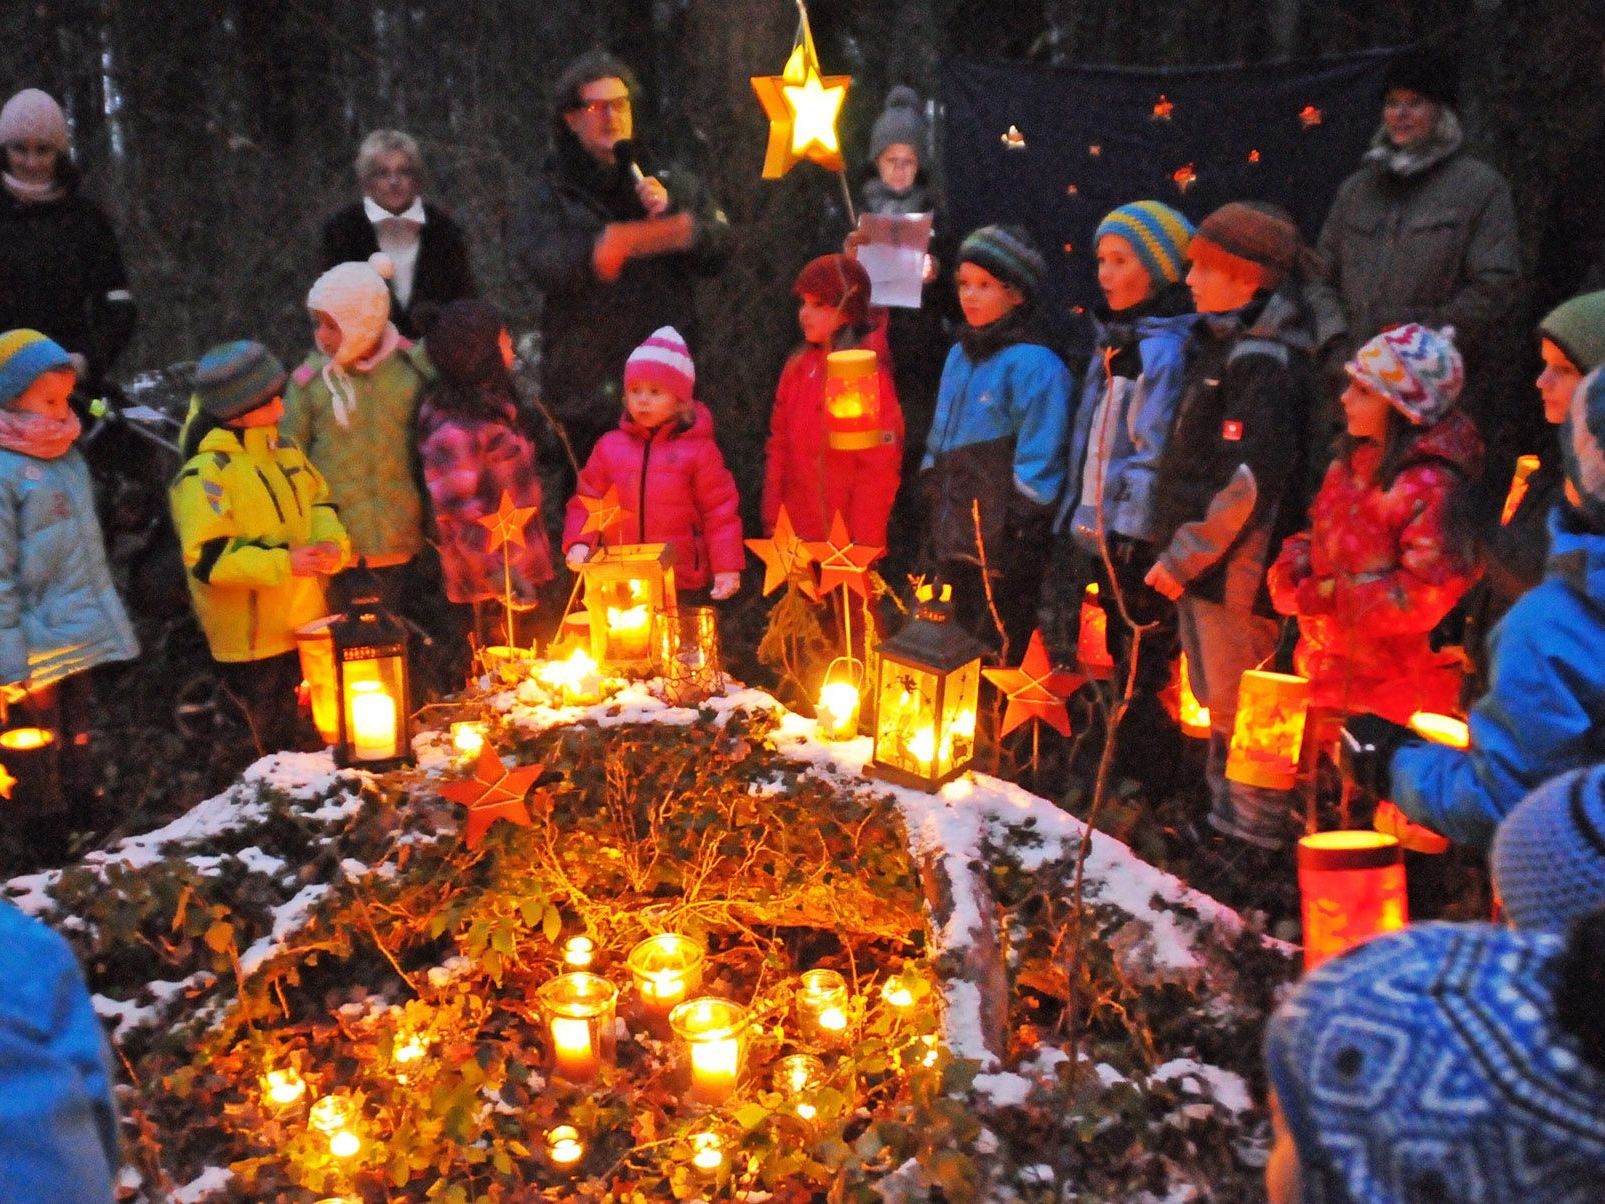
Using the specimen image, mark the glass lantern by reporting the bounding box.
[869,585,986,791]
[327,592,413,770]
[537,972,618,1082]
[1224,669,1311,791]
[1297,830,1407,970]
[581,543,677,673]
[824,348,885,451]
[795,968,851,1047]
[658,606,724,706]
[816,655,865,742]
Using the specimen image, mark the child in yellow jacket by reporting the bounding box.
[171,341,349,755]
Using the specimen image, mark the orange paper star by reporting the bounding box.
[437,746,545,849]
[983,629,1085,737]
[804,512,880,601]
[0,762,14,800]
[478,490,538,554]
[577,484,626,545]
[1151,94,1175,121]
[751,20,850,178]
[745,505,817,599]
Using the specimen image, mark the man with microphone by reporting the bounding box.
[512,50,733,463]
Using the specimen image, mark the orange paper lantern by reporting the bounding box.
[824,349,884,451]
[1075,583,1114,680]
[1297,830,1407,970]
[1225,670,1310,790]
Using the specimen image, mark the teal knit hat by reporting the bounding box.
[1539,290,1605,374]
[0,329,73,407]
[957,225,1045,303]
[193,340,288,422]
[1095,201,1195,287]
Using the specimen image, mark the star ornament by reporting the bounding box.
[577,484,626,544]
[0,761,14,800]
[751,24,850,178]
[982,629,1085,738]
[477,490,537,554]
[437,746,545,849]
[804,512,880,600]
[745,504,817,599]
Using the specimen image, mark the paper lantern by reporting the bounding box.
[1225,670,1310,790]
[293,616,340,744]
[1500,454,1542,525]
[669,997,749,1107]
[1076,583,1114,680]
[1297,830,1407,970]
[1407,711,1469,749]
[1368,712,1470,855]
[1176,653,1211,739]
[537,972,618,1083]
[658,605,724,707]
[0,723,61,814]
[824,349,884,451]
[869,585,985,791]
[580,543,676,672]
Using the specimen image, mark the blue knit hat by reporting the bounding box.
[957,225,1045,303]
[1095,201,1195,287]
[1493,765,1605,933]
[0,330,73,408]
[193,340,288,422]
[1265,922,1605,1203]
[1561,366,1605,530]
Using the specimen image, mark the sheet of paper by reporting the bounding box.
[856,212,933,309]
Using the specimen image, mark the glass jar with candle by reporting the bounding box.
[795,968,851,1047]
[537,972,618,1082]
[544,1124,586,1171]
[773,1052,827,1128]
[627,933,705,1030]
[669,997,749,1107]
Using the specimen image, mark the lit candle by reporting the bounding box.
[537,647,603,706]
[796,969,850,1047]
[669,997,748,1106]
[537,972,617,1083]
[607,604,651,661]
[348,680,397,760]
[563,935,595,968]
[450,721,486,757]
[817,680,861,742]
[545,1124,586,1169]
[627,933,704,1027]
[774,1052,825,1124]
[690,1130,725,1174]
[393,1034,427,1083]
[261,1067,307,1108]
[329,1130,362,1158]
[880,978,914,1010]
[308,1093,362,1158]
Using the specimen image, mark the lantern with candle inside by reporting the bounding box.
[580,543,676,672]
[816,655,864,742]
[0,721,61,816]
[1224,670,1311,790]
[658,605,724,707]
[544,1124,586,1171]
[547,610,593,660]
[1298,830,1407,970]
[795,968,851,1047]
[307,1092,364,1159]
[1076,583,1115,680]
[628,933,705,1031]
[824,348,884,451]
[1368,712,1470,855]
[321,586,414,769]
[869,584,985,791]
[535,645,604,707]
[293,615,340,744]
[669,997,749,1107]
[774,1053,827,1127]
[1175,653,1211,739]
[537,972,617,1082]
[688,1129,727,1178]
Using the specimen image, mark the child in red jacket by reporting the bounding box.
[762,254,903,548]
[1268,323,1482,723]
[563,327,743,599]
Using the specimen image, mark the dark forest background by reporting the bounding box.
[1,0,1601,505]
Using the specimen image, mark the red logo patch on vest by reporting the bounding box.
[1221,420,1243,441]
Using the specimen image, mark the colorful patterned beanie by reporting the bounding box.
[1346,322,1464,426]
[1095,201,1194,287]
[1265,922,1605,1204]
[0,329,73,407]
[1561,366,1605,530]
[957,225,1045,304]
[1493,765,1605,934]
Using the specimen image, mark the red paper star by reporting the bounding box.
[1151,94,1175,121]
[983,629,1085,737]
[477,490,537,554]
[745,505,817,599]
[0,762,14,800]
[1298,104,1324,128]
[1171,163,1197,194]
[437,746,545,849]
[576,484,626,545]
[805,512,881,601]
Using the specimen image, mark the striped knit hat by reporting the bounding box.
[0,329,73,407]
[1346,322,1464,426]
[957,225,1045,303]
[194,340,288,422]
[624,326,695,403]
[1562,366,1605,530]
[1095,201,1194,287]
[1493,765,1605,933]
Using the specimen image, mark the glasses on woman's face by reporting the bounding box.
[369,166,417,181]
[575,96,631,118]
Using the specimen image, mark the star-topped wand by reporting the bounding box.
[478,489,538,650]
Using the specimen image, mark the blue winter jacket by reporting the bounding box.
[0,446,137,688]
[1391,509,1605,850]
[0,903,118,1202]
[1056,310,1199,552]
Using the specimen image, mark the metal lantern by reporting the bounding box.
[580,543,677,673]
[1075,583,1114,680]
[816,655,865,742]
[1297,831,1407,970]
[294,615,341,745]
[327,592,413,770]
[824,349,885,451]
[1225,670,1311,790]
[869,585,986,791]
[658,605,724,706]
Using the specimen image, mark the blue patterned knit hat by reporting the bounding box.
[1493,765,1605,933]
[0,329,73,407]
[1095,201,1195,287]
[1561,366,1605,530]
[957,225,1045,304]
[1265,923,1605,1204]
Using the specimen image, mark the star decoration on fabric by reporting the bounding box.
[982,629,1085,738]
[477,490,537,554]
[0,762,14,800]
[745,505,817,599]
[1000,125,1027,150]
[1298,103,1324,128]
[437,746,545,849]
[804,512,881,600]
[576,484,626,545]
[1172,163,1198,194]
[751,21,850,178]
[1151,94,1175,121]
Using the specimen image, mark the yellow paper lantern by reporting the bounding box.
[1225,670,1311,790]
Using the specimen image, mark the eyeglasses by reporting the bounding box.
[368,166,418,180]
[573,96,631,118]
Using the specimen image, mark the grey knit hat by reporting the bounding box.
[194,340,288,422]
[1494,765,1605,933]
[1539,290,1605,375]
[868,85,927,164]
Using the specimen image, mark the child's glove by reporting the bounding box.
[710,572,741,600]
[566,544,591,570]
[1338,713,1418,800]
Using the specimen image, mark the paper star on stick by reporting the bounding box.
[437,746,545,849]
[576,484,627,544]
[750,17,850,178]
[745,504,817,599]
[0,762,14,800]
[983,629,1085,737]
[478,490,538,554]
[805,512,880,601]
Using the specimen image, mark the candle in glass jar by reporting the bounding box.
[348,680,397,760]
[261,1067,307,1108]
[796,969,850,1046]
[450,721,485,757]
[537,972,617,1083]
[670,997,748,1106]
[545,1124,585,1169]
[627,933,704,1021]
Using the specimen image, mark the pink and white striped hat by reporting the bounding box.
[624,326,695,402]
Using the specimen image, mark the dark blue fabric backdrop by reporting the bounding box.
[939,50,1394,355]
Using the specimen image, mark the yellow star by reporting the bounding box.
[477,489,538,554]
[784,69,847,160]
[751,28,850,178]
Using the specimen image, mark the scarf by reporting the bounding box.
[0,407,81,459]
[2,172,64,204]
[1362,108,1464,179]
[323,322,402,430]
[956,306,1038,363]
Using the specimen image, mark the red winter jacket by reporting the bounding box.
[761,323,903,548]
[1268,409,1483,723]
[562,402,744,590]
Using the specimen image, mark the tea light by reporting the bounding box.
[690,1130,725,1174]
[880,978,915,1010]
[450,721,486,757]
[536,647,604,706]
[329,1130,363,1158]
[393,1033,428,1082]
[536,972,618,1082]
[261,1067,307,1108]
[348,680,398,761]
[796,969,850,1046]
[774,1053,826,1123]
[563,935,596,968]
[627,933,705,1024]
[545,1124,586,1169]
[669,997,748,1106]
[308,1093,362,1158]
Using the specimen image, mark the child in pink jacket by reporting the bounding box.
[562,327,743,599]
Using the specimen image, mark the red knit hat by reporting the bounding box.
[793,254,872,329]
[1191,201,1317,290]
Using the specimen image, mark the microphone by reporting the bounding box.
[613,138,647,186]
